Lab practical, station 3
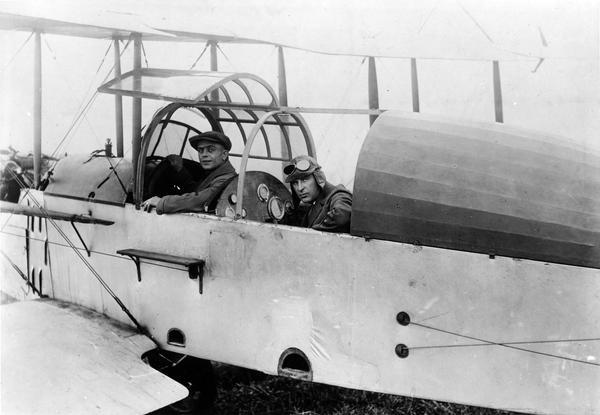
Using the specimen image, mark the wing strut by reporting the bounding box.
[368,56,379,126]
[33,30,42,187]
[113,38,124,157]
[131,33,142,185]
[493,60,504,123]
[411,58,420,112]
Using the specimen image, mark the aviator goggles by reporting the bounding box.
[283,158,313,175]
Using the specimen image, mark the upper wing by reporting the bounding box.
[1,299,188,414]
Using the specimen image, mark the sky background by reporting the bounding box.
[1,0,599,187]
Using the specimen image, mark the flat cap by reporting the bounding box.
[189,131,232,151]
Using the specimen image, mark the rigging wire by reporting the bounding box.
[42,36,57,60]
[0,249,41,296]
[141,40,150,67]
[409,321,600,367]
[189,41,209,70]
[216,43,235,71]
[49,39,132,161]
[0,229,187,273]
[5,170,159,347]
[0,31,34,74]
[456,0,494,44]
[417,0,441,34]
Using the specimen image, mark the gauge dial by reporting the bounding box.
[268,197,285,221]
[225,207,235,218]
[257,183,270,202]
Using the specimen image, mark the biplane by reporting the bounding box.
[1,2,599,414]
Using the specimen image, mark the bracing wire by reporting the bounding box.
[216,43,235,71]
[189,42,210,70]
[0,31,34,74]
[141,40,149,67]
[409,321,600,367]
[5,169,159,347]
[49,39,132,161]
[456,0,494,44]
[0,229,188,273]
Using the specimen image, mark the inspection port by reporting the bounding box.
[167,328,186,347]
[277,347,312,381]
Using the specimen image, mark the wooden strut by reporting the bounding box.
[493,60,503,123]
[113,38,124,157]
[368,56,379,126]
[33,30,42,188]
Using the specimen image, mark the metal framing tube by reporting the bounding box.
[113,39,124,157]
[33,31,42,187]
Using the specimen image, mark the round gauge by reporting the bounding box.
[268,197,285,221]
[257,183,270,202]
[241,208,247,218]
[284,200,293,214]
[225,207,235,218]
[228,193,237,204]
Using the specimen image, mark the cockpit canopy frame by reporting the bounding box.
[99,69,316,210]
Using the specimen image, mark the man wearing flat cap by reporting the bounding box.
[142,131,237,214]
[284,155,352,233]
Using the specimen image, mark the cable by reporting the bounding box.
[410,321,600,367]
[141,40,149,68]
[0,249,41,296]
[189,42,209,70]
[0,230,191,273]
[0,32,34,74]
[5,170,159,347]
[456,0,494,44]
[418,0,440,34]
[49,39,132,161]
[216,43,235,70]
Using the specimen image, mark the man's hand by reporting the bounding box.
[142,196,161,212]
[165,154,184,172]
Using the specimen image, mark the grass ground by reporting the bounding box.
[208,364,521,415]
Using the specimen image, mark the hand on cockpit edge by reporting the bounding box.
[142,196,161,212]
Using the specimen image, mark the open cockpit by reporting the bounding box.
[90,69,317,224]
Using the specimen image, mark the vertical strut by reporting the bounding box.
[493,60,504,123]
[132,34,142,180]
[410,58,420,113]
[113,38,124,157]
[209,41,219,118]
[277,46,290,160]
[368,56,379,126]
[33,31,42,187]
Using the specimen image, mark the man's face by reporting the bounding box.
[291,175,321,203]
[195,141,228,170]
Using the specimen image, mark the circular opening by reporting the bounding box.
[277,347,312,381]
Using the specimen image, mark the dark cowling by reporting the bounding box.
[351,111,600,269]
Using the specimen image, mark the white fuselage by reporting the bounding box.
[2,190,599,415]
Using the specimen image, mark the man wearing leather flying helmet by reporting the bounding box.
[142,131,237,214]
[284,155,352,233]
